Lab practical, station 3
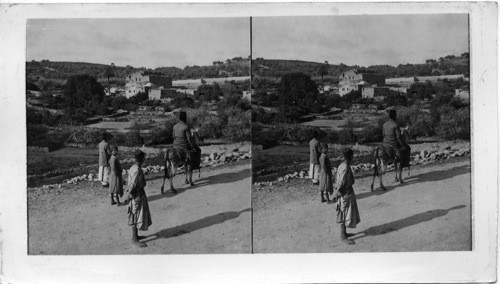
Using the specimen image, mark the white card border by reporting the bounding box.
[0,2,497,283]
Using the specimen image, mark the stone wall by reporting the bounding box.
[27,146,49,153]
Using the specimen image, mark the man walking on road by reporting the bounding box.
[309,130,321,185]
[98,132,111,188]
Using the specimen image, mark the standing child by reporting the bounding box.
[318,143,333,203]
[109,145,123,206]
[333,148,360,245]
[309,130,321,184]
[98,132,110,188]
[126,150,152,248]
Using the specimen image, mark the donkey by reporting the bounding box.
[160,130,202,194]
[370,127,411,191]
[160,148,194,194]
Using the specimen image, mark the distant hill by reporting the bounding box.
[26,58,250,88]
[252,53,469,81]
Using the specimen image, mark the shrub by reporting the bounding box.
[252,123,329,147]
[187,108,223,139]
[125,130,145,146]
[361,123,384,143]
[27,108,60,126]
[338,127,357,144]
[285,125,326,143]
[147,127,173,146]
[66,127,103,144]
[221,108,251,142]
[396,106,435,138]
[435,107,470,140]
[252,107,277,124]
[252,123,286,149]
[26,125,65,150]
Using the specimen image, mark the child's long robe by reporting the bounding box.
[335,162,361,228]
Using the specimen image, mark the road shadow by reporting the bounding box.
[351,205,466,240]
[403,164,471,183]
[145,208,251,242]
[356,164,471,200]
[356,185,398,200]
[146,168,251,202]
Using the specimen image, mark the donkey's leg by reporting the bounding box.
[379,161,387,191]
[161,176,166,194]
[188,163,194,185]
[185,163,190,184]
[170,166,178,194]
[371,160,378,192]
[394,162,399,182]
[398,162,404,183]
[160,161,169,194]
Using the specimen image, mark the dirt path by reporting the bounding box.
[252,157,471,253]
[28,160,251,254]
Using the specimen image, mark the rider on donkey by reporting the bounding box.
[382,108,406,183]
[172,111,196,186]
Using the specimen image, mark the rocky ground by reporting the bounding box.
[29,143,251,189]
[253,140,470,183]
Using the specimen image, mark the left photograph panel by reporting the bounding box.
[26,18,252,254]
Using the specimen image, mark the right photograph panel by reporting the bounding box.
[251,14,471,253]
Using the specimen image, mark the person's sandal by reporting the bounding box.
[341,238,355,245]
[132,240,146,248]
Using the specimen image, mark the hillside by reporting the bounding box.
[26,58,250,88]
[252,53,469,80]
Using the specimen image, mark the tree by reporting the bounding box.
[342,90,362,102]
[384,93,408,107]
[196,83,223,102]
[318,63,329,94]
[63,74,106,111]
[278,72,318,108]
[103,63,116,93]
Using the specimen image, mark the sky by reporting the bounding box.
[27,15,468,68]
[253,14,469,66]
[27,18,250,68]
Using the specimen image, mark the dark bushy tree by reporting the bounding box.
[276,72,319,122]
[278,72,318,108]
[196,83,223,102]
[342,90,362,102]
[63,74,106,115]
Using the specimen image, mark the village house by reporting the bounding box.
[318,84,338,95]
[175,88,197,97]
[148,88,178,100]
[338,69,386,97]
[455,88,470,100]
[361,86,392,100]
[105,86,126,97]
[125,71,172,98]
[242,90,253,100]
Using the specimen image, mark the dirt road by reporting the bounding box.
[252,157,471,253]
[28,160,251,254]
